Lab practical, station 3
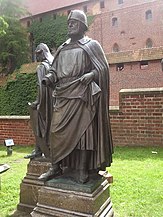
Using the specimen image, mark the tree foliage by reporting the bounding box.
[0,18,29,75]
[0,0,29,75]
[0,0,27,18]
[0,16,8,36]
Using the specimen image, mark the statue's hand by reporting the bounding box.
[30,101,39,110]
[42,72,58,87]
[42,77,50,86]
[80,72,94,85]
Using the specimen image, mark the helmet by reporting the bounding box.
[67,10,88,30]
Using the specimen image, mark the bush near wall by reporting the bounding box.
[0,72,37,115]
[29,15,67,49]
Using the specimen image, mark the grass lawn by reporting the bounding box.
[0,145,162,217]
[0,145,33,217]
[109,146,163,217]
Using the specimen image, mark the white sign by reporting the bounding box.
[5,139,14,147]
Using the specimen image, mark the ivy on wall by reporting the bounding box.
[0,73,37,115]
[29,14,94,49]
[29,15,68,50]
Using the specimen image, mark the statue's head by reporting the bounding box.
[35,43,54,64]
[67,10,88,38]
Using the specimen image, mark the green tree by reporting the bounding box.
[0,18,29,74]
[0,0,29,75]
[0,16,8,36]
[0,0,27,18]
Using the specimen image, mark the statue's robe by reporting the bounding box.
[47,36,113,170]
[30,60,53,157]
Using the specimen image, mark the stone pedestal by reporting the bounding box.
[31,177,114,217]
[17,159,51,213]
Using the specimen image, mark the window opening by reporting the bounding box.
[120,30,125,35]
[146,38,153,48]
[113,43,120,52]
[53,14,56,19]
[146,10,152,20]
[67,10,71,15]
[118,0,124,4]
[140,61,149,69]
[83,5,87,13]
[27,20,30,27]
[161,59,163,72]
[100,1,105,9]
[112,17,118,27]
[116,63,124,71]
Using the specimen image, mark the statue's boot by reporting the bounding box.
[78,150,89,184]
[79,169,89,184]
[38,163,62,181]
[24,148,42,159]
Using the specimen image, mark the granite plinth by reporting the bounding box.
[31,179,114,217]
[17,158,51,213]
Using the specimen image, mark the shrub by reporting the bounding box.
[0,72,37,115]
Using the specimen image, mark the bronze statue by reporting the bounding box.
[39,10,113,183]
[25,43,54,159]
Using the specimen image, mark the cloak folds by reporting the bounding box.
[30,61,53,157]
[36,61,53,139]
[47,37,113,168]
[78,37,113,167]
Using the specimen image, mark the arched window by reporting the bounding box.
[116,63,124,71]
[140,61,148,69]
[100,0,105,9]
[83,5,87,13]
[39,17,42,22]
[145,10,152,20]
[67,10,71,15]
[27,20,30,27]
[113,43,120,52]
[146,38,153,48]
[53,14,56,19]
[112,17,118,27]
[118,0,123,4]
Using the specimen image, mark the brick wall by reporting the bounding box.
[110,87,163,147]
[109,59,163,106]
[88,0,163,54]
[0,87,163,147]
[0,116,35,145]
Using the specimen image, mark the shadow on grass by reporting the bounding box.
[113,146,163,161]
